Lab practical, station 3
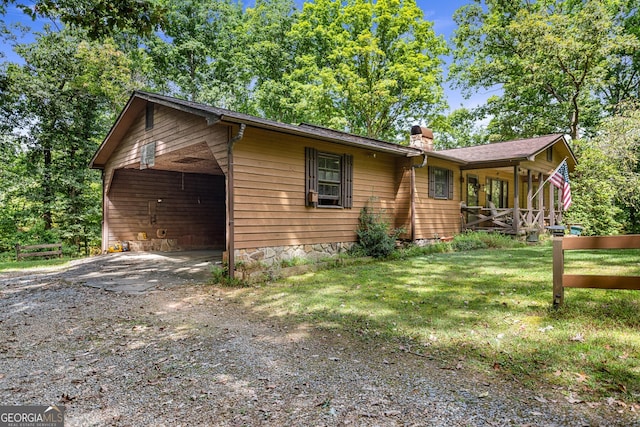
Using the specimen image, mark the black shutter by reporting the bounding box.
[448,169,454,200]
[341,154,353,208]
[145,102,154,130]
[305,147,318,207]
[428,166,435,198]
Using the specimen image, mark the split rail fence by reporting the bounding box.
[15,243,63,261]
[553,235,640,307]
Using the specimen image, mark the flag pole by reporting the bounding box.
[531,157,568,200]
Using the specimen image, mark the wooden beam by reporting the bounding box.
[537,172,544,228]
[563,235,640,250]
[563,275,640,290]
[553,238,564,307]
[527,169,533,224]
[513,165,520,235]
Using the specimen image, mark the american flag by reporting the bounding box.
[550,160,572,210]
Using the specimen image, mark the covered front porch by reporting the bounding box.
[460,164,567,235]
[436,134,576,237]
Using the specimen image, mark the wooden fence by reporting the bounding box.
[15,243,63,261]
[553,235,640,307]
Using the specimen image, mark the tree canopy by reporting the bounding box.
[450,0,638,140]
[1,0,640,251]
[1,0,164,38]
[286,0,447,141]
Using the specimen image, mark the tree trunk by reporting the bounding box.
[42,145,53,230]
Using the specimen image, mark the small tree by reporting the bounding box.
[354,201,401,258]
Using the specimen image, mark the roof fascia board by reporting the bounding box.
[90,92,137,169]
[459,159,522,170]
[135,92,221,125]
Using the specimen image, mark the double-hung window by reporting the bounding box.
[305,147,353,208]
[428,166,454,200]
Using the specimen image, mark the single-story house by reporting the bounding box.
[90,91,576,273]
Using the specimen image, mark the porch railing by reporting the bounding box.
[462,206,563,234]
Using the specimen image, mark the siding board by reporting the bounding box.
[107,169,225,250]
[232,129,401,250]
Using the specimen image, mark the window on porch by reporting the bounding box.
[487,178,508,208]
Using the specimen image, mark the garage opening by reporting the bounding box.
[107,169,225,252]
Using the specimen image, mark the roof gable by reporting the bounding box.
[91,91,424,168]
[436,134,577,169]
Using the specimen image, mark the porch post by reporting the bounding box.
[537,172,544,228]
[548,182,555,226]
[513,165,520,235]
[527,169,533,225]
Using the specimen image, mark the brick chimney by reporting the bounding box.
[410,125,434,151]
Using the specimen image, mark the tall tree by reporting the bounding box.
[1,28,131,248]
[451,0,638,140]
[601,0,640,114]
[433,107,489,149]
[241,0,298,121]
[566,104,640,235]
[141,0,248,109]
[286,0,447,141]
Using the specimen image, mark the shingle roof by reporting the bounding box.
[132,91,424,157]
[436,134,568,164]
[92,91,575,170]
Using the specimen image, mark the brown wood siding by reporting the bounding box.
[232,128,401,249]
[413,157,461,239]
[103,104,229,192]
[107,169,225,249]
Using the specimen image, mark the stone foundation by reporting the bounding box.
[235,242,354,268]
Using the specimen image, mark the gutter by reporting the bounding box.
[410,153,428,242]
[226,123,246,280]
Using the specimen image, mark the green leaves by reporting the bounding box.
[9,0,164,38]
[1,28,131,249]
[286,0,447,141]
[451,0,639,140]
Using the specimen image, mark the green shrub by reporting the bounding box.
[210,264,247,287]
[451,231,526,252]
[451,233,488,251]
[353,203,402,258]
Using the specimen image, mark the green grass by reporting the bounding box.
[232,244,640,403]
[0,256,71,272]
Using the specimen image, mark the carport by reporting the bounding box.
[91,93,231,253]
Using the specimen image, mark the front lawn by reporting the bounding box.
[232,244,640,404]
[0,256,71,272]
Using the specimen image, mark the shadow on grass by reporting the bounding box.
[238,246,640,402]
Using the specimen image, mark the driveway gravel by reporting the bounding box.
[0,254,638,426]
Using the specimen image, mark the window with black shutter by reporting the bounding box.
[305,147,353,208]
[428,166,454,200]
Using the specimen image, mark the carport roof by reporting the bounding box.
[91,91,437,169]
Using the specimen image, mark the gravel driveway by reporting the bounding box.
[0,254,638,426]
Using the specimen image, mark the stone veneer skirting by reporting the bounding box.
[235,242,354,268]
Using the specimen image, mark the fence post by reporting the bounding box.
[552,237,564,307]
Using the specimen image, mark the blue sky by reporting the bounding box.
[0,0,490,112]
